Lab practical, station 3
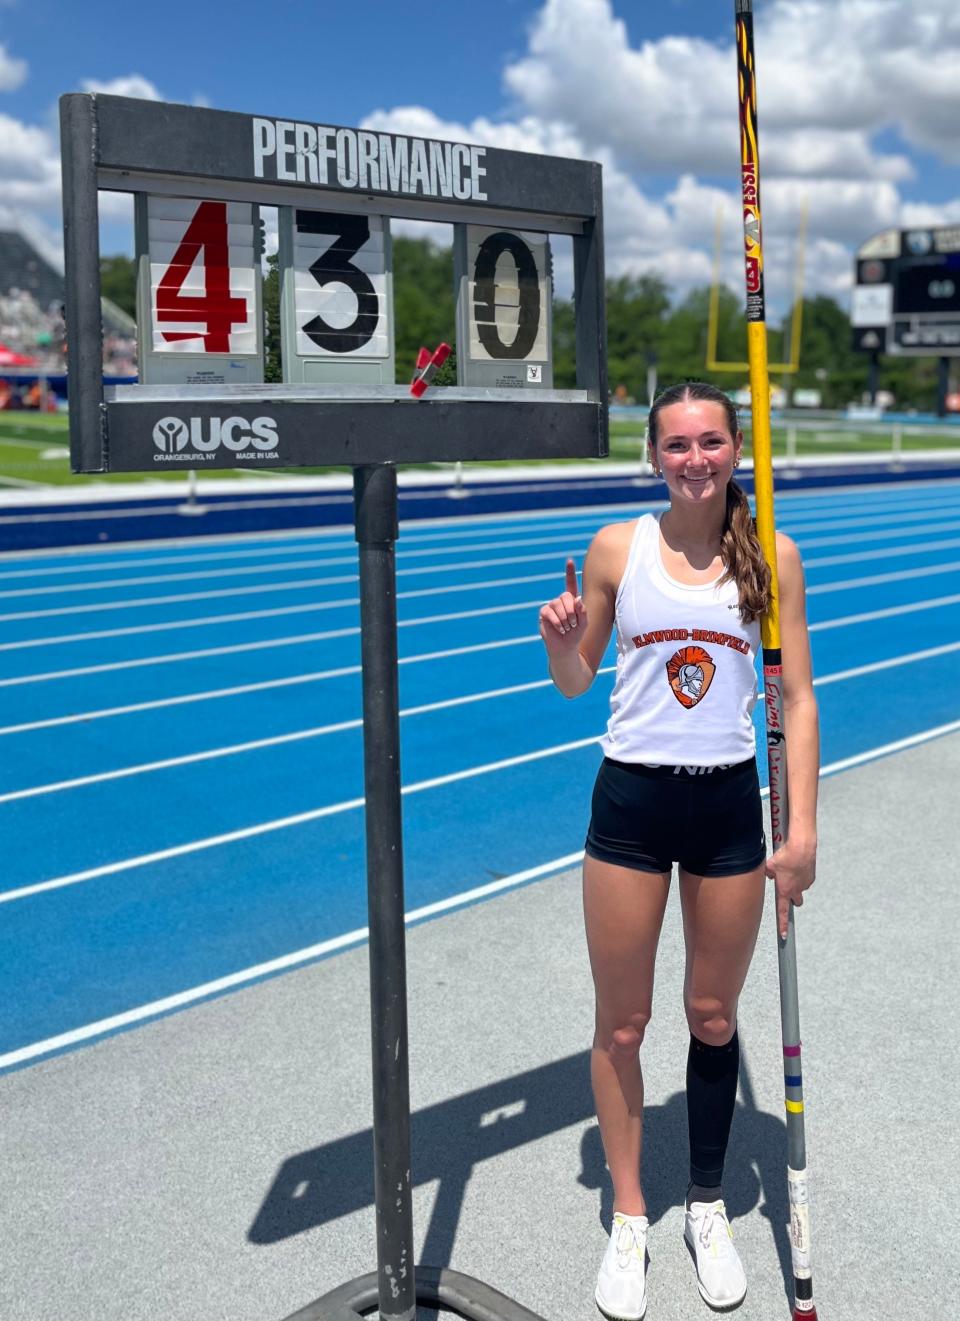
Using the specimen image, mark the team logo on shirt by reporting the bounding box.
[666,645,716,708]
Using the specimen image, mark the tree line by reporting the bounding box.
[100,239,945,410]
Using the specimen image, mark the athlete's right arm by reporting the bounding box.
[539,526,619,698]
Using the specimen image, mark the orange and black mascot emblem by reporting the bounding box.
[665,645,716,709]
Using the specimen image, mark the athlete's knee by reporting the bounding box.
[595,1007,651,1057]
[684,996,736,1046]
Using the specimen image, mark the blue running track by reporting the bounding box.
[2,478,959,1071]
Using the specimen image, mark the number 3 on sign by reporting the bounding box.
[291,211,389,358]
[149,199,257,354]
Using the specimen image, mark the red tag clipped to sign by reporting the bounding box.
[410,342,451,398]
[412,347,430,381]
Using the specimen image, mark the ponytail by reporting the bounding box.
[718,479,771,624]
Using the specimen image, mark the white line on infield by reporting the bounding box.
[2,716,959,1072]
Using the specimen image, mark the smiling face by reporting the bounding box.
[648,398,742,505]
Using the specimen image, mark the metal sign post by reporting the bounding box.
[60,92,606,1321]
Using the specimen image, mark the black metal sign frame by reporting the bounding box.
[60,93,606,474]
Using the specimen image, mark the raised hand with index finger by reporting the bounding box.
[539,557,587,658]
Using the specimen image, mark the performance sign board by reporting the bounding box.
[61,93,606,473]
[134,194,264,384]
[852,225,960,356]
[278,208,395,384]
[454,226,552,389]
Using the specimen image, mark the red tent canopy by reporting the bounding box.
[0,343,38,366]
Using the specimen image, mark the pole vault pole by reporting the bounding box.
[733,4,818,1318]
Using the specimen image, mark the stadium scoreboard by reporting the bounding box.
[59,94,606,474]
[852,225,960,356]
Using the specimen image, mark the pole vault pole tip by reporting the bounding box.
[793,1306,818,1320]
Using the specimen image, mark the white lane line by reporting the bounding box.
[4,588,960,735]
[0,532,599,602]
[0,734,603,905]
[802,534,960,569]
[0,569,565,653]
[807,591,960,633]
[0,599,546,687]
[798,517,960,551]
[7,517,960,620]
[5,633,960,882]
[0,850,587,1072]
[0,545,592,622]
[5,535,960,657]
[4,714,960,1072]
[0,635,940,798]
[806,558,960,595]
[0,635,543,734]
[4,501,957,594]
[4,637,958,804]
[0,668,597,803]
[5,557,960,684]
[5,584,959,734]
[812,640,960,685]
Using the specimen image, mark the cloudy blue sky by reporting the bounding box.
[1,0,959,320]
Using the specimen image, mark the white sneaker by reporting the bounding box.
[595,1211,648,1320]
[683,1199,747,1310]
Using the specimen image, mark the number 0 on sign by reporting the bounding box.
[454,225,552,388]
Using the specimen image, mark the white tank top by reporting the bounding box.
[600,514,761,766]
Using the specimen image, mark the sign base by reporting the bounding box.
[281,1265,549,1321]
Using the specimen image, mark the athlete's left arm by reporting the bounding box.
[767,531,820,939]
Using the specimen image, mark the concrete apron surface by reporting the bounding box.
[2,735,956,1321]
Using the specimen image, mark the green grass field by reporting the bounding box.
[1,411,958,489]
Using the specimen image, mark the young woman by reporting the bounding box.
[539,382,819,1318]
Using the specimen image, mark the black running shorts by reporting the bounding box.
[584,756,766,877]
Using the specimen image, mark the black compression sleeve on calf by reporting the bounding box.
[686,1029,740,1188]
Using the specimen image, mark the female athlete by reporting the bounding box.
[539,382,819,1318]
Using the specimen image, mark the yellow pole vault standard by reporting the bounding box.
[734,4,819,1319]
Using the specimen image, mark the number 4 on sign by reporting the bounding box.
[155,201,249,352]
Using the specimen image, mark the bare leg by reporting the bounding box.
[583,855,671,1217]
[678,865,766,1046]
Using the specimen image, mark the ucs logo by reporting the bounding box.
[152,416,279,453]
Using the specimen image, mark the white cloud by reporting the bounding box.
[0,113,54,180]
[0,42,26,92]
[759,1,960,162]
[503,0,957,183]
[80,74,162,100]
